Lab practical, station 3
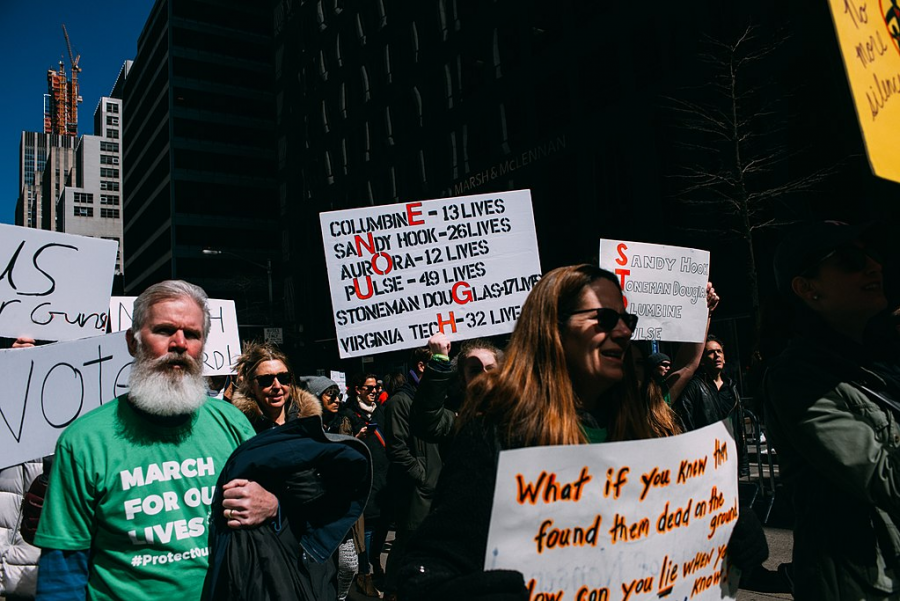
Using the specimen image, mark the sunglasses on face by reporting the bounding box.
[359,385,377,392]
[255,372,292,387]
[804,245,882,275]
[568,307,638,331]
[323,390,343,401]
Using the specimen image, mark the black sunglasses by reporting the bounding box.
[805,245,882,274]
[323,389,343,401]
[255,372,292,387]
[567,307,638,331]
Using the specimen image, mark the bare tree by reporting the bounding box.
[667,25,838,327]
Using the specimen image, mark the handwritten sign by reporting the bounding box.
[828,0,900,183]
[320,190,541,358]
[599,240,710,343]
[485,420,739,601]
[0,332,132,469]
[0,224,118,341]
[109,297,241,376]
[330,370,347,394]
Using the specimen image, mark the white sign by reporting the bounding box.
[329,370,346,394]
[486,421,739,601]
[264,327,283,344]
[109,297,242,376]
[0,332,132,469]
[0,224,118,341]
[320,190,542,358]
[599,240,710,342]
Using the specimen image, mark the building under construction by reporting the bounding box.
[44,25,82,136]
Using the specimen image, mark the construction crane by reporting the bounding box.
[61,24,82,135]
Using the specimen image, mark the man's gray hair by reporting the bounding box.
[131,280,211,339]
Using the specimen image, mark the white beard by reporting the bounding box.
[128,347,208,416]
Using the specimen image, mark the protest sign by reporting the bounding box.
[828,0,900,183]
[330,370,347,393]
[109,297,241,375]
[0,332,132,469]
[599,240,710,343]
[0,224,118,341]
[486,420,739,601]
[320,190,541,358]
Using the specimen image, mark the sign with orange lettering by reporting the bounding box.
[485,420,739,601]
[599,240,710,343]
[828,0,900,183]
[320,190,541,358]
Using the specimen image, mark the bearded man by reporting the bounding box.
[33,281,276,601]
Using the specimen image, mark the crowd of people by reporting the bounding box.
[0,220,897,600]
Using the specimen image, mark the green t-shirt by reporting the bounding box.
[34,396,255,601]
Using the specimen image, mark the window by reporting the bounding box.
[100,208,120,219]
[108,129,119,139]
[106,103,119,113]
[100,194,120,205]
[107,116,119,126]
[100,180,120,191]
[100,155,119,165]
[73,192,94,204]
[74,206,93,217]
[100,141,119,152]
[100,168,119,178]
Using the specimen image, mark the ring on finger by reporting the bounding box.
[226,508,233,519]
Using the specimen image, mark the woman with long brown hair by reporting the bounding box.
[396,264,681,600]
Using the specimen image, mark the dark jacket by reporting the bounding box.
[409,360,457,444]
[763,327,900,600]
[341,400,390,522]
[384,375,445,532]
[397,417,529,601]
[204,416,371,600]
[674,371,741,432]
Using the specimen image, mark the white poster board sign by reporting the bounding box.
[0,332,132,469]
[329,370,347,394]
[0,224,118,341]
[109,297,241,376]
[486,421,739,601]
[599,240,710,342]
[320,190,541,358]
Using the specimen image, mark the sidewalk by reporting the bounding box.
[736,526,793,601]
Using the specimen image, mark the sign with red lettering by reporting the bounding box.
[0,224,118,341]
[320,190,541,358]
[486,420,739,601]
[0,332,132,469]
[109,297,241,376]
[599,240,710,343]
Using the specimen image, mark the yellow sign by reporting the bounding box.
[829,0,900,183]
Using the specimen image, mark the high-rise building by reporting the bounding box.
[15,132,75,228]
[123,0,278,329]
[57,62,131,274]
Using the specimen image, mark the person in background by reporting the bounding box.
[0,337,42,600]
[763,221,900,599]
[646,352,671,379]
[382,347,434,600]
[300,375,365,601]
[343,373,389,597]
[231,342,300,433]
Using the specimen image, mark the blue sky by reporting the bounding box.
[0,0,155,224]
